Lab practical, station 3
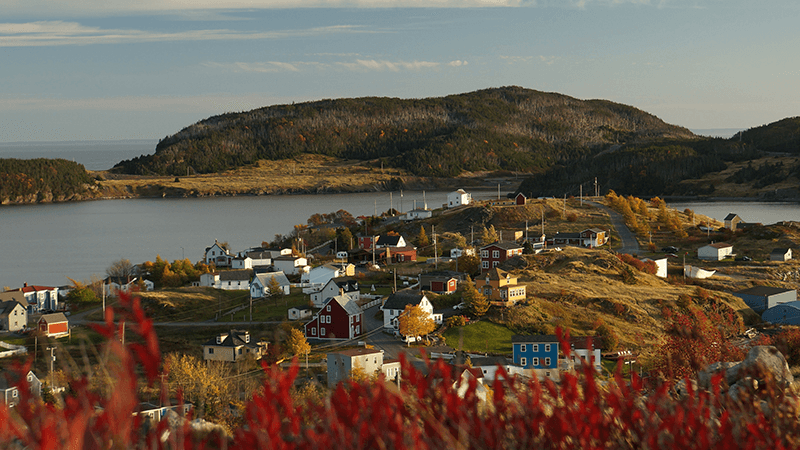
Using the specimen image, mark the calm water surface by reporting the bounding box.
[0,191,496,289]
[669,201,800,225]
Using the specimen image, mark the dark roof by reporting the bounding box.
[570,336,603,350]
[511,334,560,344]
[735,286,796,297]
[377,235,404,247]
[420,270,464,279]
[0,299,26,316]
[771,248,792,254]
[469,356,509,367]
[382,289,426,311]
[549,232,581,239]
[0,291,26,307]
[706,242,733,249]
[330,348,383,358]
[218,270,253,281]
[202,330,258,348]
[329,276,358,290]
[724,213,740,221]
[481,241,523,251]
[327,295,362,317]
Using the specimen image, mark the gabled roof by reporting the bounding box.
[382,289,427,311]
[420,270,464,280]
[0,370,37,391]
[484,267,512,281]
[326,295,362,316]
[511,334,560,344]
[0,291,26,306]
[330,348,382,358]
[273,255,304,261]
[202,330,257,348]
[328,276,358,291]
[470,356,509,367]
[376,235,405,247]
[0,299,26,316]
[771,248,792,255]
[569,336,603,350]
[549,232,581,239]
[585,228,606,234]
[11,285,56,294]
[735,286,796,297]
[218,270,253,281]
[253,271,290,287]
[205,241,231,254]
[724,213,740,221]
[480,241,523,251]
[39,313,68,324]
[245,251,272,259]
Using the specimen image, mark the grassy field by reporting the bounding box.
[443,320,515,355]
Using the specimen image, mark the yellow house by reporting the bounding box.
[479,268,526,307]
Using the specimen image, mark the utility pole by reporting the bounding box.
[400,189,403,213]
[102,280,106,313]
[47,346,56,388]
[393,269,397,293]
[497,183,500,200]
[433,225,438,269]
[372,235,377,267]
[594,177,598,197]
[580,184,583,206]
[390,192,393,215]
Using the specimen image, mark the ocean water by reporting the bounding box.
[0,139,158,171]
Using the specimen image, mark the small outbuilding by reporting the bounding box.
[733,286,797,313]
[515,193,527,206]
[697,243,733,261]
[38,313,69,338]
[770,248,793,262]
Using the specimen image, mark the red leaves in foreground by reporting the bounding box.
[2,294,800,449]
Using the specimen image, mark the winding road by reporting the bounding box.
[586,200,640,255]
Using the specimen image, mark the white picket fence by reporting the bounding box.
[0,341,28,359]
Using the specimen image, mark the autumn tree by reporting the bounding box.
[455,254,480,276]
[462,275,490,317]
[106,258,137,281]
[416,225,430,248]
[286,328,312,370]
[397,304,436,346]
[268,276,284,305]
[337,227,354,251]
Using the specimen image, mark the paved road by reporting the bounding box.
[586,200,640,255]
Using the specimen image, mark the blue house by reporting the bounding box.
[512,335,560,369]
[762,301,800,325]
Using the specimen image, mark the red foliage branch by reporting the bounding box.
[2,293,800,449]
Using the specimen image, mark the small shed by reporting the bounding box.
[697,243,733,261]
[642,257,668,278]
[38,313,69,338]
[762,301,800,325]
[515,193,527,206]
[288,307,313,321]
[724,213,743,231]
[733,286,797,313]
[770,248,793,262]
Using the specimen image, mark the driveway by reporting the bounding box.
[586,201,640,255]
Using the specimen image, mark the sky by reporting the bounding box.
[1,0,799,143]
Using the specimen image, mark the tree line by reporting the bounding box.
[0,158,95,204]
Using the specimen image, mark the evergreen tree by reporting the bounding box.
[417,225,430,248]
[462,275,490,317]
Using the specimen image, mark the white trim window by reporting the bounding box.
[545,357,551,367]
[532,357,539,366]
[492,250,500,258]
[520,357,527,367]
[520,344,526,353]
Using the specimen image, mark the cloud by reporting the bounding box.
[205,57,468,73]
[0,21,368,47]
[203,61,327,73]
[0,94,301,113]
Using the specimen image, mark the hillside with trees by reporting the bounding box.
[111,86,697,178]
[0,158,97,205]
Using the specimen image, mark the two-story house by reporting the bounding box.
[512,335,560,372]
[199,270,253,290]
[204,240,233,267]
[0,370,41,408]
[479,242,524,273]
[381,289,442,332]
[447,189,471,208]
[202,330,267,362]
[478,268,526,306]
[9,284,59,314]
[326,348,400,388]
[272,255,308,276]
[309,276,359,308]
[250,271,291,298]
[0,292,28,332]
[304,295,363,341]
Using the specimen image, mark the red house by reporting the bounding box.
[515,193,527,206]
[305,295,363,341]
[387,246,417,263]
[480,242,524,273]
[38,312,69,338]
[357,235,375,250]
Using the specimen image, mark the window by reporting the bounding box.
[238,348,243,355]
[520,357,527,366]
[320,327,325,336]
[520,344,526,352]
[481,250,489,258]
[311,327,317,336]
[327,305,331,311]
[208,348,214,354]
[545,344,551,352]
[481,261,489,269]
[545,357,551,367]
[533,357,539,366]
[492,250,500,258]
[12,389,17,398]
[492,261,499,267]
[532,344,538,352]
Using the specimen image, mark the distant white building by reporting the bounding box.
[199,270,252,290]
[250,271,291,298]
[447,189,471,208]
[698,243,733,261]
[272,255,308,275]
[403,208,432,221]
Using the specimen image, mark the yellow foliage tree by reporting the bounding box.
[398,304,436,346]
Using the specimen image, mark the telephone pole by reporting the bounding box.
[47,346,56,388]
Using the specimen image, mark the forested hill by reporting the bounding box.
[0,159,97,205]
[736,117,800,153]
[111,86,696,177]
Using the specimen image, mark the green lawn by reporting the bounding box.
[443,320,515,355]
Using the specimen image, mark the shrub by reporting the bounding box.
[445,315,467,328]
[566,212,578,222]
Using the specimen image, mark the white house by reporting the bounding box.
[199,270,252,290]
[250,271,291,298]
[403,208,432,221]
[309,277,359,308]
[9,284,59,314]
[375,235,407,249]
[104,277,154,297]
[0,294,27,332]
[301,263,354,286]
[288,307,313,321]
[204,241,233,267]
[0,370,41,408]
[380,289,442,332]
[698,243,734,261]
[326,348,400,388]
[447,189,471,208]
[272,255,308,275]
[770,248,793,262]
[232,251,272,270]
